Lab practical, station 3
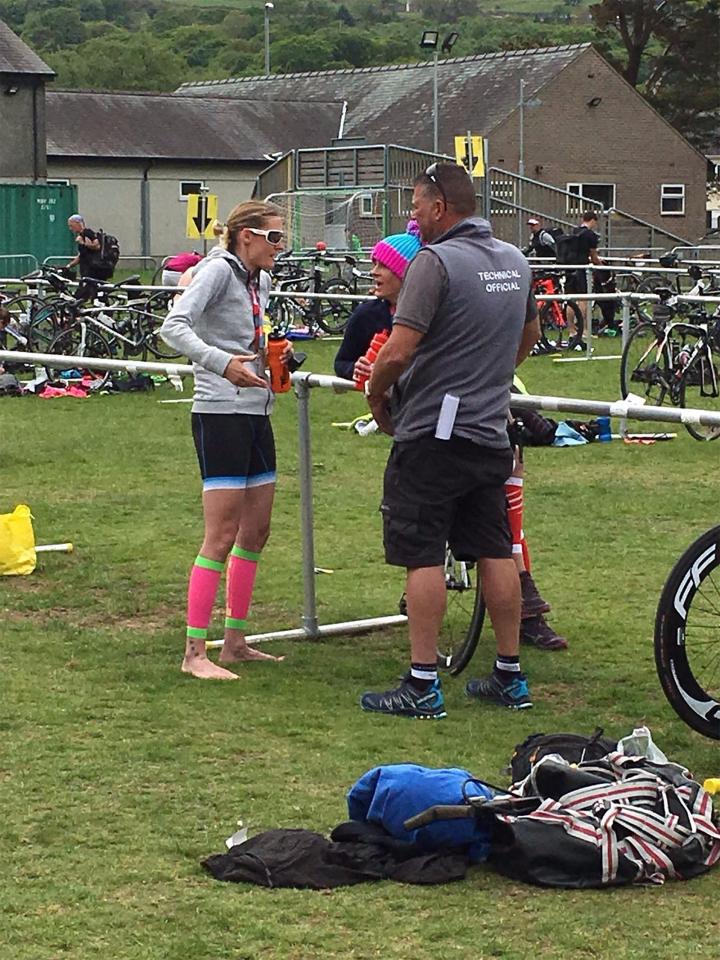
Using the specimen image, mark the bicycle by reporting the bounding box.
[655,525,720,739]
[397,545,486,676]
[269,251,355,336]
[532,272,583,352]
[619,293,720,441]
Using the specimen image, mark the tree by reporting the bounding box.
[272,34,333,72]
[23,6,86,50]
[46,31,186,90]
[590,0,677,87]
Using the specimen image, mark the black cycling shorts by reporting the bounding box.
[564,269,588,295]
[191,412,276,492]
[381,436,513,568]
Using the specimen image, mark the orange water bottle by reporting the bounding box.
[267,330,291,393]
[354,329,389,392]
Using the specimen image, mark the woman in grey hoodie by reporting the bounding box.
[160,200,290,680]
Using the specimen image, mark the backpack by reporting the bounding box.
[97,230,120,270]
[549,226,582,265]
[508,728,617,781]
[479,754,720,888]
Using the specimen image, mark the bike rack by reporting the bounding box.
[4,356,720,646]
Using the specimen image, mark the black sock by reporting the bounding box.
[495,655,521,681]
[409,662,437,691]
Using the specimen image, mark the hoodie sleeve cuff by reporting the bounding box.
[204,347,235,377]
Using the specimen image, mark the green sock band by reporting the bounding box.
[194,554,225,572]
[230,546,261,562]
[224,617,249,630]
[186,626,207,640]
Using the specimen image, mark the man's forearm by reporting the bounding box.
[516,318,540,366]
[366,349,407,397]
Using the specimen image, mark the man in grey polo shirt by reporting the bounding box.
[362,162,540,719]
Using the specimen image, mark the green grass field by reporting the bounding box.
[2,338,719,960]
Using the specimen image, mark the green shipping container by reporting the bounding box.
[0,182,78,278]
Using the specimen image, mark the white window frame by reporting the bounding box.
[179,180,206,202]
[566,182,616,213]
[661,183,685,216]
[47,178,70,186]
[359,192,375,217]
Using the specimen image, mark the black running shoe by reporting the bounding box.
[520,571,551,618]
[465,672,533,709]
[360,678,446,719]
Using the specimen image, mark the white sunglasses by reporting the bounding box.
[248,227,285,245]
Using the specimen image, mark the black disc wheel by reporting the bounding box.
[436,548,486,675]
[316,278,353,334]
[619,322,670,404]
[46,325,113,390]
[679,350,720,441]
[655,526,720,739]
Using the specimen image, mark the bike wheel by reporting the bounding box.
[538,301,564,350]
[316,278,353,334]
[654,525,720,739]
[437,548,486,675]
[141,292,181,360]
[46,325,113,389]
[679,350,720,441]
[619,322,669,404]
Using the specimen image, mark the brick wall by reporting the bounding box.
[489,48,706,241]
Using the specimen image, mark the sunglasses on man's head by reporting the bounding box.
[424,163,448,206]
[248,227,285,245]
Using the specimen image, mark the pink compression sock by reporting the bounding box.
[505,476,531,572]
[186,555,224,641]
[225,546,260,631]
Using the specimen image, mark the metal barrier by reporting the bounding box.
[42,255,159,273]
[0,254,38,277]
[3,349,720,645]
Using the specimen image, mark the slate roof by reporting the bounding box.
[45,90,344,161]
[177,44,591,149]
[0,20,54,76]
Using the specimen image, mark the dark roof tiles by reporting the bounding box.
[176,45,590,148]
[45,90,344,160]
[0,20,54,76]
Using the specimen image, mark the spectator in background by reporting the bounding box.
[162,252,203,287]
[522,218,556,260]
[564,210,605,350]
[66,214,113,282]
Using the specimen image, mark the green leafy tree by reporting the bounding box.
[46,30,186,89]
[23,5,85,50]
[590,0,676,86]
[272,34,334,72]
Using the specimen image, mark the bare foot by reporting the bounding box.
[219,643,285,664]
[181,655,239,680]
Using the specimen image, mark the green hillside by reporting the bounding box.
[0,0,716,150]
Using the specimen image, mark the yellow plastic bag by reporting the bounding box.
[0,504,36,575]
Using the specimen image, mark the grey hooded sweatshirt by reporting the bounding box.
[160,245,274,416]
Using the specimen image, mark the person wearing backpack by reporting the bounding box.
[563,211,605,349]
[66,214,118,283]
[522,218,556,260]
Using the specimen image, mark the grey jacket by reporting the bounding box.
[160,246,274,416]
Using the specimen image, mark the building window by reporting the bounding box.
[179,181,206,202]
[47,178,70,186]
[567,182,615,213]
[359,193,375,217]
[661,184,685,216]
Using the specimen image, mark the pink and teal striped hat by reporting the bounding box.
[371,221,422,279]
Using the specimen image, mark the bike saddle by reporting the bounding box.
[654,287,675,301]
[116,275,141,286]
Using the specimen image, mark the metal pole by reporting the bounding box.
[518,78,525,177]
[433,50,439,154]
[264,6,271,74]
[293,377,320,638]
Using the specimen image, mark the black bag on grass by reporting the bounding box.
[509,728,617,781]
[109,374,154,393]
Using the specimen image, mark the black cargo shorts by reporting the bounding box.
[381,435,513,568]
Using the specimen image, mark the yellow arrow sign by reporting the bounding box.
[454,135,485,178]
[186,193,219,240]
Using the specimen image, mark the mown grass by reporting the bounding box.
[2,337,719,960]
